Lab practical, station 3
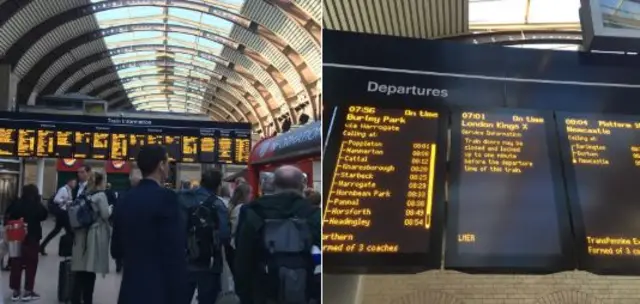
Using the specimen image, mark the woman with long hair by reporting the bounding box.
[226,182,252,276]
[70,171,112,304]
[4,184,48,301]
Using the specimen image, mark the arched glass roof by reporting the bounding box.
[469,0,582,51]
[0,0,322,134]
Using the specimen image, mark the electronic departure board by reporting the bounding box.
[446,109,573,273]
[55,131,73,158]
[557,112,640,274]
[36,129,55,158]
[218,135,233,164]
[0,111,251,164]
[322,105,446,273]
[0,128,16,157]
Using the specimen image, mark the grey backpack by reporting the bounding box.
[259,213,313,304]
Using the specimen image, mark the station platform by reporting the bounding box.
[1,219,121,303]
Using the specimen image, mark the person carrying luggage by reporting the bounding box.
[4,184,48,302]
[234,166,321,304]
[40,178,76,255]
[178,168,230,304]
[68,171,111,304]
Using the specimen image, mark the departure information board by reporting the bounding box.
[0,112,251,164]
[322,105,446,273]
[0,128,15,157]
[446,109,573,273]
[557,112,640,274]
[36,129,55,158]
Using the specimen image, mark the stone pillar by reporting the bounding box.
[323,275,364,304]
[36,159,45,195]
[0,64,17,111]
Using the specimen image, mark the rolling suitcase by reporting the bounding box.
[57,259,73,303]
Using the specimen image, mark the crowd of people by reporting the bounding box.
[1,144,321,304]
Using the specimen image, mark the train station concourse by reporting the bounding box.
[322,0,640,304]
[0,0,320,303]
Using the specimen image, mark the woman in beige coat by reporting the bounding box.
[71,171,111,304]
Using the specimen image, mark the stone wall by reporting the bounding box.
[362,270,640,304]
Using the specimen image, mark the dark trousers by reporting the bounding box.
[9,239,39,291]
[187,271,221,304]
[40,207,73,251]
[72,271,96,304]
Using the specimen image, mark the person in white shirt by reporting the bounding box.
[39,178,76,255]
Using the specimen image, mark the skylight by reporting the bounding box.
[91,1,243,112]
[470,0,580,27]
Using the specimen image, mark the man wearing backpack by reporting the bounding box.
[234,165,321,304]
[178,169,230,304]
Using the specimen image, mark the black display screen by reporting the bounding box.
[55,131,73,158]
[36,129,56,158]
[557,112,640,274]
[73,132,92,159]
[322,105,446,273]
[199,135,217,163]
[91,132,109,160]
[127,134,145,161]
[446,109,574,273]
[0,128,16,157]
[164,135,182,162]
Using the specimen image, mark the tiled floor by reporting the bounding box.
[0,219,235,304]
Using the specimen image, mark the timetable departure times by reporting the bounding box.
[91,133,109,160]
[323,106,440,255]
[447,110,572,272]
[200,137,216,163]
[558,113,640,274]
[36,129,55,157]
[182,136,198,163]
[17,129,36,157]
[55,131,73,158]
[218,136,233,164]
[127,134,145,161]
[234,136,250,164]
[73,132,92,158]
[0,128,16,156]
[110,134,127,160]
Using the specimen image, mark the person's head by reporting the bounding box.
[306,190,321,207]
[273,165,305,194]
[129,168,142,187]
[87,171,106,192]
[260,172,276,196]
[106,183,112,190]
[136,145,169,182]
[77,165,91,183]
[201,169,223,193]
[66,178,77,189]
[21,184,40,204]
[219,183,231,199]
[229,182,252,209]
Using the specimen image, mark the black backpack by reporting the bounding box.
[257,207,314,304]
[186,195,221,268]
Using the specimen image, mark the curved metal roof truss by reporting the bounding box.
[0,0,321,132]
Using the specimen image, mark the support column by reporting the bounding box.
[36,159,45,195]
[0,64,17,111]
[323,275,364,304]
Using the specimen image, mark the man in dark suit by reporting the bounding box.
[72,165,91,200]
[111,145,187,304]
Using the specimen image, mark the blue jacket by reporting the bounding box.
[177,187,230,273]
[111,179,187,304]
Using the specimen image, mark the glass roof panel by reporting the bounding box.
[469,0,580,26]
[90,1,239,113]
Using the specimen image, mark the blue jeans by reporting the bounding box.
[187,270,221,304]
